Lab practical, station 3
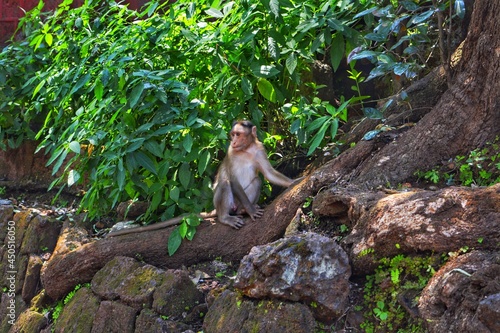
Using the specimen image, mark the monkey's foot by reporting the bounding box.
[220,216,245,229]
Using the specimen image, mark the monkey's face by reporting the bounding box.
[230,124,253,151]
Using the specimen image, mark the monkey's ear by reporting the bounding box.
[251,126,257,137]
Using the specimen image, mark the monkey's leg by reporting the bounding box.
[232,176,264,220]
[214,180,245,229]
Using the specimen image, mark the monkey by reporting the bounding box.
[106,120,294,237]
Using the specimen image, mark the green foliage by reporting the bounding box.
[361,254,444,332]
[415,137,500,186]
[167,214,201,255]
[0,0,451,236]
[350,0,466,82]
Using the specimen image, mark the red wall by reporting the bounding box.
[0,0,149,45]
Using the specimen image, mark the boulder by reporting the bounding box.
[340,185,500,274]
[135,309,192,333]
[7,310,47,333]
[91,301,137,333]
[418,250,500,333]
[203,290,316,333]
[21,255,43,303]
[234,232,351,322]
[152,269,204,319]
[53,287,99,333]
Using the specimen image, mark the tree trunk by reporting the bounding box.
[346,0,500,188]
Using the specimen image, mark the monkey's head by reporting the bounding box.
[230,120,257,151]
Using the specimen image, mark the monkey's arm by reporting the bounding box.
[256,150,294,187]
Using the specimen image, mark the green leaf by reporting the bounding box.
[29,34,43,49]
[307,121,329,156]
[129,82,144,108]
[267,36,279,60]
[206,8,224,18]
[306,116,329,132]
[330,33,345,72]
[185,214,201,227]
[364,32,388,42]
[454,0,466,19]
[71,73,91,94]
[52,149,68,176]
[94,80,104,99]
[353,7,378,19]
[408,10,435,26]
[68,169,80,186]
[198,150,210,175]
[151,190,162,211]
[179,220,188,237]
[117,163,126,190]
[327,18,344,31]
[348,50,378,62]
[134,151,157,175]
[45,33,53,46]
[170,186,180,202]
[250,64,280,78]
[168,227,182,256]
[391,268,400,284]
[330,119,339,139]
[400,1,419,11]
[32,79,46,98]
[286,53,297,75]
[182,134,193,153]
[257,78,277,102]
[186,225,196,240]
[144,141,164,158]
[158,160,170,179]
[126,138,145,153]
[68,141,81,154]
[178,163,191,189]
[269,0,280,18]
[241,77,253,96]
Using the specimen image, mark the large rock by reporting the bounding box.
[91,256,142,301]
[7,310,47,333]
[135,309,192,333]
[53,287,100,333]
[92,256,203,320]
[152,269,204,319]
[234,232,351,322]
[203,290,316,333]
[21,255,43,303]
[91,301,137,333]
[418,250,500,333]
[340,185,500,274]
